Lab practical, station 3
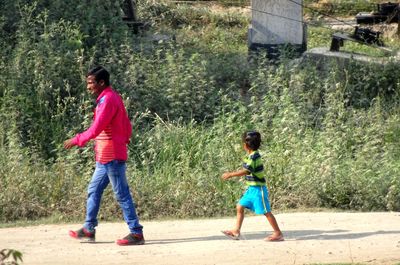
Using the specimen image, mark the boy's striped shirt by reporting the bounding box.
[242,151,266,186]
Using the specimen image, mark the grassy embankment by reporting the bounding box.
[0,0,399,226]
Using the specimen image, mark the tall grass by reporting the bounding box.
[0,0,399,223]
[2,58,399,222]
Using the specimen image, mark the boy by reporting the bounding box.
[64,66,144,245]
[221,131,283,241]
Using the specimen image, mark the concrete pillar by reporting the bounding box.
[248,0,307,58]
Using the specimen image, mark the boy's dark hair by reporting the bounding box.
[242,131,261,150]
[87,66,110,86]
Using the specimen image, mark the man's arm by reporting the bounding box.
[64,95,116,148]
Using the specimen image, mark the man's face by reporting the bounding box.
[86,75,105,96]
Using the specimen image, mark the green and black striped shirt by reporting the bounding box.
[242,150,266,186]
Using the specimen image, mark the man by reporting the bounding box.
[64,66,144,246]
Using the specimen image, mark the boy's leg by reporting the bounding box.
[84,162,110,232]
[107,160,143,235]
[222,204,244,239]
[264,212,283,241]
[234,204,245,234]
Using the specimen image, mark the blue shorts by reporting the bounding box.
[239,185,271,214]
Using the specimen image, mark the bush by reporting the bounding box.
[0,249,23,265]
[1,0,400,223]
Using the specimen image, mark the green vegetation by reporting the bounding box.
[0,0,399,224]
[305,0,381,16]
[0,249,23,265]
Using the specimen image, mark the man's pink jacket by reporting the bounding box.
[71,86,132,162]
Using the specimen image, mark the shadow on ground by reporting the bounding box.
[142,229,400,245]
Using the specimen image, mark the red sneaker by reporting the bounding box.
[116,233,145,246]
[69,227,95,242]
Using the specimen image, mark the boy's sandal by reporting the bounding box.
[264,234,284,242]
[221,230,240,240]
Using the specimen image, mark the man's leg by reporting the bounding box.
[84,162,110,232]
[107,160,143,234]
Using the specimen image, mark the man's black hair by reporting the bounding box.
[242,131,261,150]
[87,66,110,86]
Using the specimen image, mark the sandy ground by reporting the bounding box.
[1,212,400,265]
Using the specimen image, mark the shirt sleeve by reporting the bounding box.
[72,95,116,147]
[242,157,254,173]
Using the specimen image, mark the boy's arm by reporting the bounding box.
[221,169,248,180]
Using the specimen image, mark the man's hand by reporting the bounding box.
[64,138,76,149]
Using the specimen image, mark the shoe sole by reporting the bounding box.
[81,238,96,243]
[70,236,96,243]
[69,231,95,242]
[221,230,240,240]
[116,240,145,246]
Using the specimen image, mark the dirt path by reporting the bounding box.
[1,212,400,265]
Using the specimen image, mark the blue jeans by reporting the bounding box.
[83,160,143,234]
